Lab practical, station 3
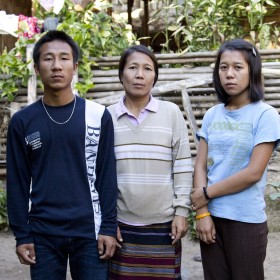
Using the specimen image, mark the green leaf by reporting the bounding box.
[168,25,179,32]
[265,0,276,6]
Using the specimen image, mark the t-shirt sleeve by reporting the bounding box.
[196,108,212,143]
[254,107,280,149]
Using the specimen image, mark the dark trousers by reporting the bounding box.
[200,217,268,280]
[30,234,109,280]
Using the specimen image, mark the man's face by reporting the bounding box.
[34,40,77,93]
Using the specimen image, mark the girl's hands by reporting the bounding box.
[191,188,209,211]
[196,216,216,244]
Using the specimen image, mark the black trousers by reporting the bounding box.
[200,217,268,280]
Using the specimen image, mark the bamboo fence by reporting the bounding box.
[1,49,280,178]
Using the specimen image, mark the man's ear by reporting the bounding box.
[34,64,39,75]
[73,62,78,75]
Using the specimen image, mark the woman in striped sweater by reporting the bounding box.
[108,45,193,279]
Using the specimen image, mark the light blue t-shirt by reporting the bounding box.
[197,101,280,223]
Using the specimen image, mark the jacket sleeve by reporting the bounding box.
[95,108,118,237]
[6,115,33,246]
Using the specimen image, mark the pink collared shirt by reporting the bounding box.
[114,95,159,126]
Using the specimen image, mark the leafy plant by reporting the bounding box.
[258,23,271,49]
[150,0,187,53]
[0,0,138,100]
[149,0,278,53]
[33,0,138,96]
[184,0,244,52]
[270,26,280,48]
[231,0,278,48]
[149,0,183,53]
[187,210,198,240]
[150,0,245,53]
[56,1,138,95]
[236,0,277,30]
[0,185,8,232]
[0,35,39,101]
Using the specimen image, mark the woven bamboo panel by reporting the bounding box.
[1,51,280,178]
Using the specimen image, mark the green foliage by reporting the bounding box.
[187,210,198,240]
[0,36,38,101]
[150,0,278,53]
[33,0,138,96]
[0,185,8,232]
[232,0,277,48]
[150,1,182,53]
[270,26,280,48]
[56,2,138,95]
[258,24,271,49]
[1,0,278,100]
[0,0,138,101]
[236,0,277,30]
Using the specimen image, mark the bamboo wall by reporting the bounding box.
[1,50,280,179]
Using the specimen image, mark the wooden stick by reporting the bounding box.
[181,89,199,150]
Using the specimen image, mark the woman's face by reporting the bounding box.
[121,51,156,100]
[219,50,250,102]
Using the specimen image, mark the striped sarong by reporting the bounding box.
[110,221,182,279]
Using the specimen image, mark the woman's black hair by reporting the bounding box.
[213,38,263,105]
[118,45,158,86]
[33,30,80,67]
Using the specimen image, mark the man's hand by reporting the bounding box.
[171,215,188,245]
[98,234,117,260]
[16,243,36,265]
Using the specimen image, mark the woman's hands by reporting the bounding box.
[171,215,189,245]
[116,226,123,249]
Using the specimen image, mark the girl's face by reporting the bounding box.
[219,50,250,104]
[121,51,155,101]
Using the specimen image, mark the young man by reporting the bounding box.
[6,30,118,279]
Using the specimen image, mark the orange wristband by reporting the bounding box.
[196,212,211,220]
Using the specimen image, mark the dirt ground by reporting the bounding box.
[1,154,279,280]
[0,231,279,280]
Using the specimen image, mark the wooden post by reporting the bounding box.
[141,0,150,46]
[127,0,134,26]
[181,89,199,151]
[10,102,21,116]
[72,69,79,96]
[26,44,37,105]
